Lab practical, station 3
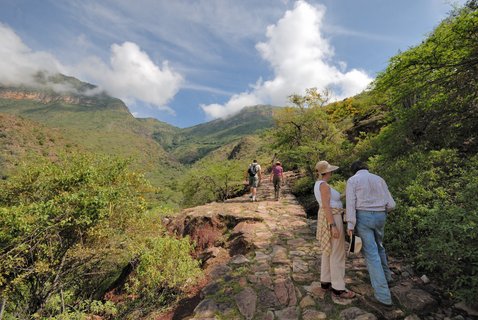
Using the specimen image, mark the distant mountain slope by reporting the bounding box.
[137,117,181,150]
[0,112,80,176]
[0,74,278,186]
[0,74,183,186]
[182,105,275,139]
[162,105,277,164]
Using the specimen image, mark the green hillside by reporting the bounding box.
[137,117,181,149]
[163,105,276,164]
[2,4,478,318]
[0,112,82,177]
[0,75,278,208]
[0,77,184,189]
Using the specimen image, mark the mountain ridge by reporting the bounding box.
[0,74,277,184]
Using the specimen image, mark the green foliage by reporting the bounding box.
[372,150,478,303]
[270,4,478,304]
[180,159,245,206]
[271,88,347,179]
[355,5,478,302]
[374,3,478,155]
[127,236,201,301]
[0,153,151,314]
[41,294,117,320]
[291,176,315,196]
[0,153,202,318]
[1,3,477,309]
[368,6,478,300]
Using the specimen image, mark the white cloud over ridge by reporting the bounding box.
[0,24,182,113]
[0,23,63,86]
[201,0,373,119]
[73,42,183,112]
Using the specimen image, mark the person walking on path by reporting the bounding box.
[315,160,356,300]
[270,161,284,200]
[246,160,262,202]
[345,160,396,307]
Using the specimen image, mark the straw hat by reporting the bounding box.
[348,234,362,254]
[315,160,339,174]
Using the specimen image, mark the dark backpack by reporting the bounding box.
[248,164,258,177]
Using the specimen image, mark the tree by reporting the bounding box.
[180,159,244,206]
[374,3,478,155]
[271,88,346,179]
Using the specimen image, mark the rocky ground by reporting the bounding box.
[165,172,478,320]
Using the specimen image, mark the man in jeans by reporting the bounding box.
[346,160,396,307]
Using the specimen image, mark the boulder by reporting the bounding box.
[391,284,438,314]
[234,287,257,320]
[340,307,377,320]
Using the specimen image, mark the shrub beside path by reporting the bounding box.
[168,172,474,320]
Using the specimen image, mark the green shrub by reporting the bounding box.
[371,150,478,303]
[127,235,202,301]
[180,159,244,206]
[0,153,202,317]
[41,296,117,320]
[291,176,314,196]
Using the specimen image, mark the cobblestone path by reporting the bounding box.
[175,173,470,320]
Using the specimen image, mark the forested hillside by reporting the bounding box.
[0,113,82,176]
[0,75,277,207]
[0,75,184,192]
[149,105,276,164]
[0,76,277,317]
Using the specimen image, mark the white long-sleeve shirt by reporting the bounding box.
[346,169,396,230]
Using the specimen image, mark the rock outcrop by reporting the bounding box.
[0,88,97,106]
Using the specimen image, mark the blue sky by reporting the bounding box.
[0,0,465,127]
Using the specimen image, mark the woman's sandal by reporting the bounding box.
[320,282,331,290]
[333,290,356,299]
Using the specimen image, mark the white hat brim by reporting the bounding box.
[348,235,362,254]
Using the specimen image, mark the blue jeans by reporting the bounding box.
[356,210,392,305]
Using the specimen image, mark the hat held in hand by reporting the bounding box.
[348,234,362,254]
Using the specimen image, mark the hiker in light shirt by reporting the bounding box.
[246,160,261,202]
[346,160,396,307]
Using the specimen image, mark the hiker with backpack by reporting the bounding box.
[246,160,261,202]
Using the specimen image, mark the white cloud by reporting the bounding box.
[201,0,373,119]
[201,92,262,119]
[0,23,63,86]
[0,23,183,112]
[72,42,184,111]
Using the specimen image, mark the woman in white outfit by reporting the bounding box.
[314,160,355,299]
